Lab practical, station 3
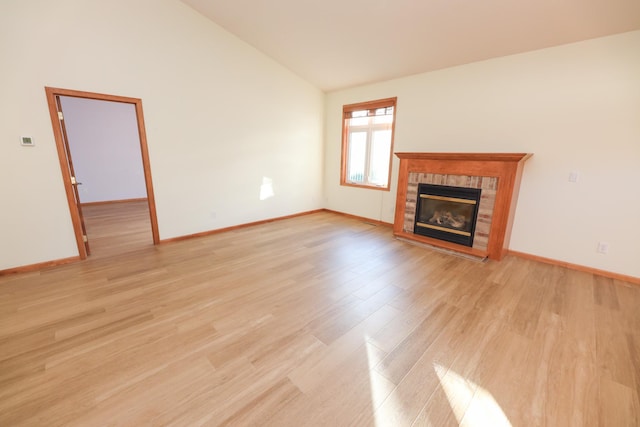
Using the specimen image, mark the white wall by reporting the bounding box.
[60,97,147,204]
[0,0,324,270]
[324,31,640,278]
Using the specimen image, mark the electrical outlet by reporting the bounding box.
[568,171,579,183]
[597,242,609,254]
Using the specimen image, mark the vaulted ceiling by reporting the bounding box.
[181,0,640,91]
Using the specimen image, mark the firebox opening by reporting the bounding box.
[414,184,481,247]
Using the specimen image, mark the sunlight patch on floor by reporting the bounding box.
[364,337,403,427]
[434,363,512,426]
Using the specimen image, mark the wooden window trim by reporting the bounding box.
[340,97,397,191]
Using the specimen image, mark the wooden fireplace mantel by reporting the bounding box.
[394,152,532,260]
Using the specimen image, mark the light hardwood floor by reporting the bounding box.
[82,200,154,259]
[1,208,639,426]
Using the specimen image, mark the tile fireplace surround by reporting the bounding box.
[394,152,532,261]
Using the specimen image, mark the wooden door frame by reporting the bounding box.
[45,87,160,259]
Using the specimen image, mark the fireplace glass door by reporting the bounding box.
[414,184,481,247]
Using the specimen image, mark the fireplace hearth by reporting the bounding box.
[414,184,481,247]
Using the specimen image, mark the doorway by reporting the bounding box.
[45,87,159,259]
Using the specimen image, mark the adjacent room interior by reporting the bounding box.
[58,95,154,258]
[1,0,639,425]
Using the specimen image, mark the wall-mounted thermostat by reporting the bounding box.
[20,136,35,146]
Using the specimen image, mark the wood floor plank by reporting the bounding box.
[370,308,482,426]
[374,301,459,385]
[1,206,639,425]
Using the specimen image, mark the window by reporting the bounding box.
[341,97,397,190]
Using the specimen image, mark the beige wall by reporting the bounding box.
[0,0,324,270]
[324,31,640,278]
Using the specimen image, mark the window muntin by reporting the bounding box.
[341,98,397,190]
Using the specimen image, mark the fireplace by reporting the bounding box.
[394,153,532,260]
[414,184,481,247]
